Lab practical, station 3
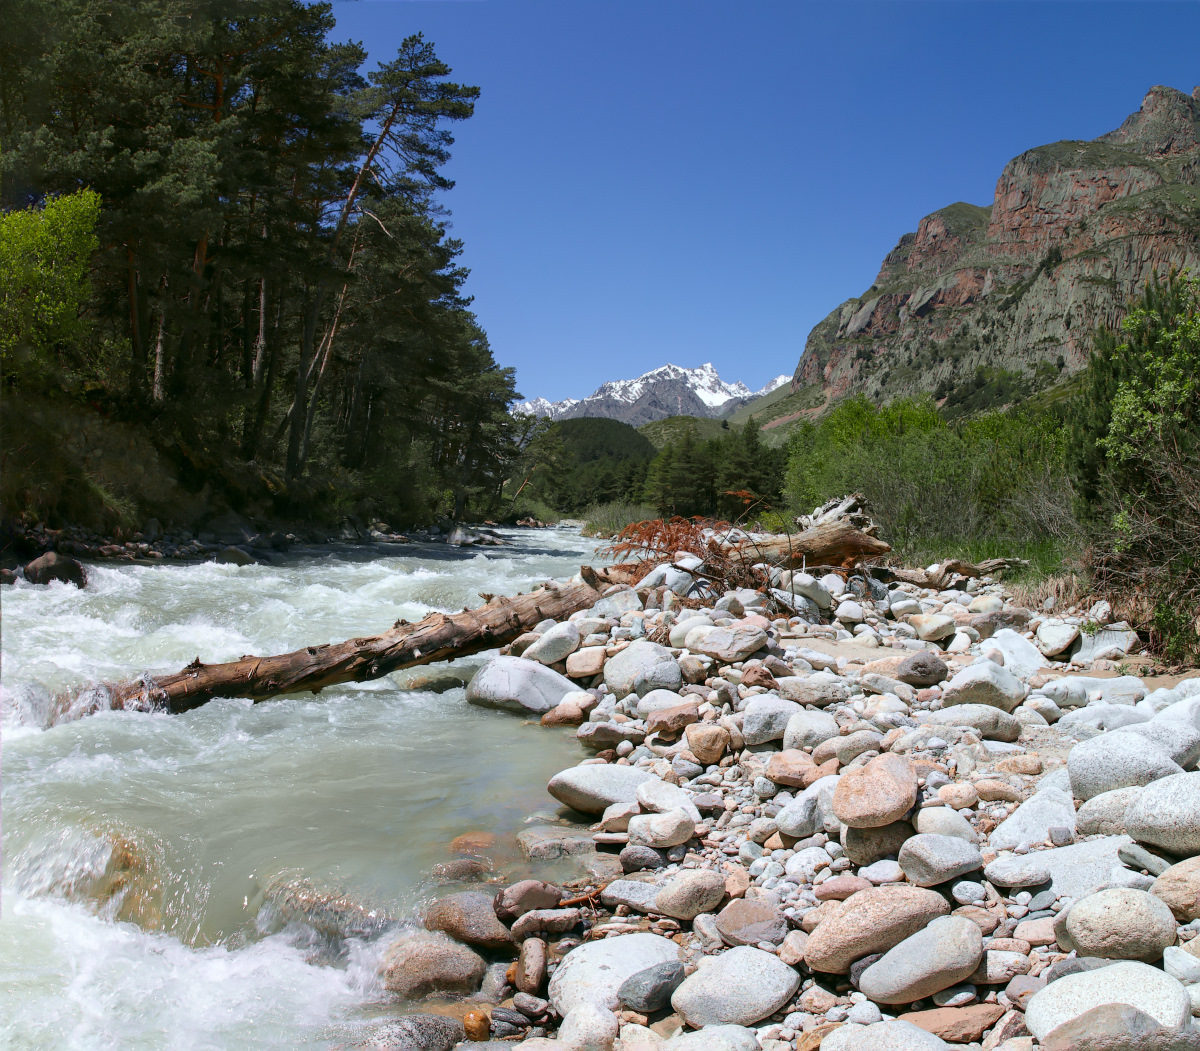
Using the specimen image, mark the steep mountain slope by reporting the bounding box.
[791,85,1200,404]
[517,364,788,426]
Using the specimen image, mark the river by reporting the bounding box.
[1,526,602,1049]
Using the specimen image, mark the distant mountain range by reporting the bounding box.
[516,363,789,427]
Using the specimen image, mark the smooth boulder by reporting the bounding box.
[548,932,681,1015]
[670,945,800,1027]
[547,765,657,815]
[1125,772,1200,856]
[467,656,578,713]
[858,916,983,1004]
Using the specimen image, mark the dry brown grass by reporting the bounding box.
[1007,571,1092,613]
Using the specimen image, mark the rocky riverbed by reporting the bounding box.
[377,563,1200,1051]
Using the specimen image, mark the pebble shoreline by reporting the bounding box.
[358,560,1200,1051]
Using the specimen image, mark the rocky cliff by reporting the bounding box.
[792,85,1200,405]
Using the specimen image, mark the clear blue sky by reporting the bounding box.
[329,0,1200,402]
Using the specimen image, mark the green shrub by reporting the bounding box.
[1068,270,1200,661]
[785,395,1076,562]
[582,500,657,538]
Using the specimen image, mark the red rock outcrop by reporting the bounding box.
[793,85,1200,406]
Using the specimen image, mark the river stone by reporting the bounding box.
[548,932,681,1015]
[898,834,983,888]
[859,916,983,1004]
[803,885,951,973]
[617,961,686,1012]
[1068,733,1184,801]
[660,1026,761,1051]
[653,869,725,921]
[990,787,1076,851]
[941,662,1025,713]
[1065,887,1178,961]
[1164,945,1200,984]
[604,640,673,699]
[695,625,767,663]
[635,689,685,717]
[910,614,955,642]
[896,651,949,686]
[494,880,562,923]
[557,1001,619,1050]
[1039,1003,1198,1051]
[523,621,581,665]
[466,656,578,713]
[741,696,802,745]
[1126,772,1200,856]
[832,753,918,829]
[1037,620,1081,657]
[915,807,979,844]
[517,826,596,861]
[636,779,700,822]
[789,571,834,610]
[1024,960,1191,1041]
[602,880,661,914]
[684,722,729,765]
[984,836,1131,897]
[423,891,512,949]
[632,659,683,697]
[842,820,914,866]
[1123,720,1200,766]
[379,931,487,998]
[510,907,583,941]
[920,704,1022,742]
[547,765,657,815]
[820,1019,950,1051]
[364,1013,465,1050]
[628,809,694,849]
[782,709,840,750]
[23,551,88,587]
[989,628,1049,678]
[775,674,850,708]
[670,945,800,1026]
[1152,857,1200,923]
[715,897,786,946]
[669,616,713,648]
[1076,786,1145,837]
[765,749,817,787]
[592,589,642,618]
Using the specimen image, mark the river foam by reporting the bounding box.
[1,527,601,1047]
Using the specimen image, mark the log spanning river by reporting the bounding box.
[1,527,602,1048]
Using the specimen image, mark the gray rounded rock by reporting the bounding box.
[858,915,983,1004]
[898,834,983,888]
[920,703,1022,742]
[1067,732,1184,801]
[1076,786,1144,836]
[547,765,657,815]
[820,1019,950,1051]
[896,651,949,687]
[782,709,840,750]
[604,640,674,698]
[617,961,686,1012]
[1024,960,1190,1041]
[670,945,800,1027]
[466,655,579,713]
[522,620,581,665]
[549,931,682,1014]
[741,695,802,745]
[1125,772,1200,856]
[1064,887,1178,961]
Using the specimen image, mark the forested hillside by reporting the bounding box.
[1,0,523,530]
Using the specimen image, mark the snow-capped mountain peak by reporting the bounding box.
[515,364,791,426]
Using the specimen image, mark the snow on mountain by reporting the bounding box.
[515,364,792,426]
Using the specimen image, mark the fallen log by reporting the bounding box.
[868,557,1030,589]
[728,521,891,569]
[58,568,605,721]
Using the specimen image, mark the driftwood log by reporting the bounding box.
[64,569,605,719]
[728,521,891,569]
[869,557,1030,589]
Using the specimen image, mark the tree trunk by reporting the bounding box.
[61,570,605,721]
[726,521,891,569]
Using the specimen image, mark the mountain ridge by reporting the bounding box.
[790,84,1200,406]
[517,364,788,426]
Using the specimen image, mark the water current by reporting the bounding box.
[1,526,602,1048]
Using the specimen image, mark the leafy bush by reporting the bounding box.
[582,500,657,538]
[1068,270,1200,661]
[785,394,1077,560]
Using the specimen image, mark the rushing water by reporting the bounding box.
[1,527,602,1049]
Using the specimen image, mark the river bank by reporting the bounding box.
[5,529,1200,1050]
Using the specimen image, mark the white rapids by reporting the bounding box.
[1,526,602,1049]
